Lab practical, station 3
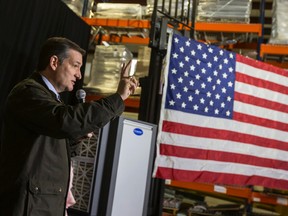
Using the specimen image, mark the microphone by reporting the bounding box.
[76,89,86,103]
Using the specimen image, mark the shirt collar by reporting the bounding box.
[40,74,60,100]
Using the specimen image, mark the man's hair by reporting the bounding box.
[36,37,86,71]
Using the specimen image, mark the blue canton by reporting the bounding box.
[165,34,236,119]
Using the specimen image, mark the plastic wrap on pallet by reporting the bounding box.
[62,0,94,17]
[269,0,288,44]
[94,3,143,19]
[146,0,193,20]
[86,45,133,94]
[196,0,252,23]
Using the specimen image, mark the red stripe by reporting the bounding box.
[156,167,288,190]
[234,92,288,131]
[234,91,288,114]
[233,111,288,132]
[236,71,288,95]
[162,120,288,151]
[236,54,288,78]
[160,144,288,170]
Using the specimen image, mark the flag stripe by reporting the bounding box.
[160,144,288,170]
[233,101,288,128]
[159,131,288,160]
[236,70,288,95]
[235,81,288,106]
[162,110,288,147]
[156,156,288,183]
[234,92,288,114]
[155,155,288,180]
[162,120,288,151]
[155,167,288,190]
[233,111,288,132]
[236,54,288,80]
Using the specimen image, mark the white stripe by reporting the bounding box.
[155,155,288,180]
[235,81,288,106]
[236,61,288,88]
[162,109,288,142]
[234,100,288,125]
[160,131,288,161]
[154,30,174,163]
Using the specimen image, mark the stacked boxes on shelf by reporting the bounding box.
[196,0,252,23]
[269,0,288,44]
[86,45,133,95]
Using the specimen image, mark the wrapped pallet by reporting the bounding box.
[86,45,133,94]
[94,3,143,19]
[269,0,288,44]
[196,0,252,23]
[146,0,193,20]
[62,0,94,17]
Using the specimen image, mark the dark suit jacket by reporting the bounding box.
[0,72,124,216]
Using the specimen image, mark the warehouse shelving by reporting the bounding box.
[82,18,288,69]
[167,180,288,209]
[260,44,288,57]
[83,17,263,35]
[195,22,262,36]
[83,18,263,43]
[82,17,151,29]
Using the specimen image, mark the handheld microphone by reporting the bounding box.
[76,89,86,103]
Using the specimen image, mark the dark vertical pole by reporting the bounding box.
[186,0,191,25]
[180,0,185,22]
[149,0,159,48]
[169,0,172,16]
[175,0,179,18]
[140,1,202,215]
[161,0,165,14]
[139,43,166,216]
[190,0,198,39]
[138,1,168,216]
[257,0,266,60]
[82,0,89,17]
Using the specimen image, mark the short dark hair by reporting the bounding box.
[36,37,86,71]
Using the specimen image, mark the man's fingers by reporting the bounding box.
[127,76,139,95]
[121,60,132,78]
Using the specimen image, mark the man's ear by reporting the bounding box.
[50,55,59,71]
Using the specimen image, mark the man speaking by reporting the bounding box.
[0,37,138,216]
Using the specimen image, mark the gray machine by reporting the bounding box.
[69,116,157,216]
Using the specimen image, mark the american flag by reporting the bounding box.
[153,33,288,190]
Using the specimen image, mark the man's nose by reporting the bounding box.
[76,70,82,80]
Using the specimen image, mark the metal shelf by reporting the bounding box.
[260,44,288,57]
[83,18,263,46]
[167,180,288,207]
[195,22,262,36]
[83,18,263,35]
[82,17,151,29]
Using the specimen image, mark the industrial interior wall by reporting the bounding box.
[0,0,91,139]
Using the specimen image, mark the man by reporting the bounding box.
[0,37,138,216]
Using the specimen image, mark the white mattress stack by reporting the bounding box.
[146,0,194,20]
[94,3,143,19]
[196,0,252,23]
[87,45,133,95]
[62,0,94,17]
[269,0,288,44]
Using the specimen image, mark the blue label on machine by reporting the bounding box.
[133,128,143,136]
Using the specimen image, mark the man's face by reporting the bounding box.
[54,49,83,92]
